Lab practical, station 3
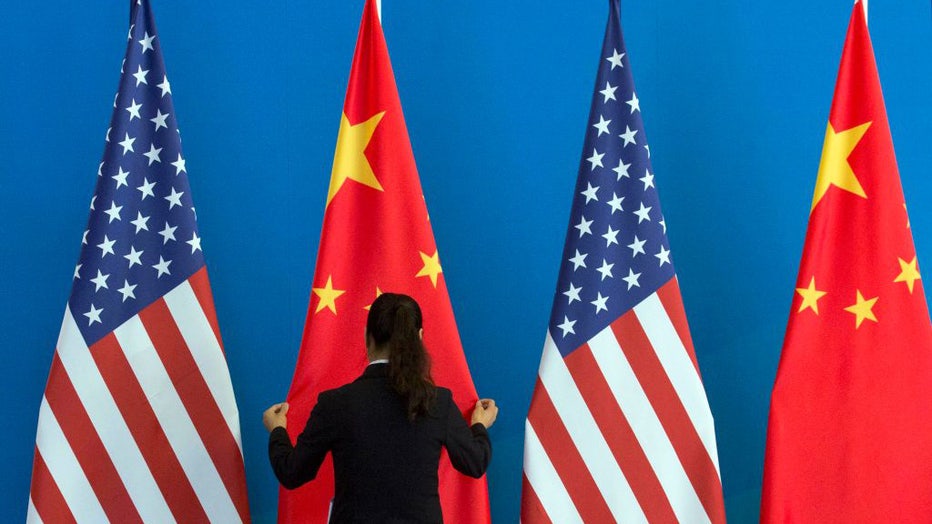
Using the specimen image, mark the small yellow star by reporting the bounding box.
[327,111,386,206]
[796,276,827,315]
[811,121,872,212]
[363,287,383,311]
[416,250,443,288]
[894,256,922,294]
[313,275,345,314]
[843,289,878,329]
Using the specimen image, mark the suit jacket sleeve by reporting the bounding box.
[442,392,491,478]
[268,392,340,490]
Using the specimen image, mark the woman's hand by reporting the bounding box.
[471,398,498,429]
[263,402,289,432]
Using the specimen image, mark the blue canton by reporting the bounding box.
[549,1,676,357]
[69,2,203,345]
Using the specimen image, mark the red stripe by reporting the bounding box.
[520,473,553,524]
[565,344,677,523]
[29,448,76,524]
[611,313,726,523]
[139,298,250,522]
[526,380,614,523]
[657,278,700,374]
[188,267,224,353]
[44,354,143,523]
[29,448,77,524]
[90,332,210,522]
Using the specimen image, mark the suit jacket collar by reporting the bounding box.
[362,362,389,379]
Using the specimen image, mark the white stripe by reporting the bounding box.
[114,315,241,523]
[163,280,243,451]
[57,307,175,523]
[590,326,711,523]
[634,294,721,475]
[523,419,584,523]
[26,496,42,524]
[34,397,108,522]
[538,332,647,523]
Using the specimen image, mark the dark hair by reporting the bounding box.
[366,293,435,421]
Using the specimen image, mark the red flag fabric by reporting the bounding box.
[27,1,250,522]
[762,2,932,522]
[277,1,491,522]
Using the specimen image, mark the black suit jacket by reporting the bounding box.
[269,363,491,523]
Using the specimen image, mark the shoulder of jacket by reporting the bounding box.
[317,385,349,404]
[435,386,453,403]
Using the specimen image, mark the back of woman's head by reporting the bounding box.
[366,293,435,420]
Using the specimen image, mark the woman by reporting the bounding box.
[264,293,498,523]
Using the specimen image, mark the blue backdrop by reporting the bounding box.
[2,1,931,522]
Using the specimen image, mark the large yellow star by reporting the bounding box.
[313,275,345,314]
[811,121,872,212]
[796,276,827,314]
[416,250,443,288]
[843,289,878,329]
[894,256,922,294]
[327,111,386,206]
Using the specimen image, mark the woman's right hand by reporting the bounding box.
[471,398,498,429]
[263,402,289,432]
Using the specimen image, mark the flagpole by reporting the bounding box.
[376,0,382,22]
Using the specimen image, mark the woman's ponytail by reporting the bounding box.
[366,293,435,421]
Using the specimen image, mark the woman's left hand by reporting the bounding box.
[471,398,498,429]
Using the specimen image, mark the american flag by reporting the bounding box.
[520,1,726,522]
[27,1,250,522]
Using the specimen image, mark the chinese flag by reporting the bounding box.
[762,2,932,522]
[277,0,491,522]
